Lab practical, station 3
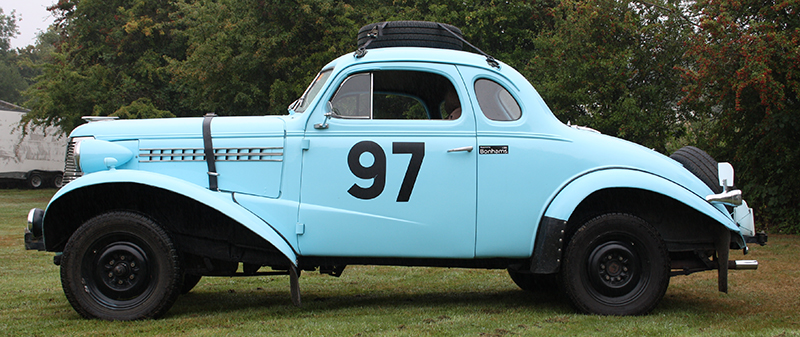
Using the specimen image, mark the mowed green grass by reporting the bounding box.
[1,189,798,336]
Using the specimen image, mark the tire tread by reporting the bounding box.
[357,21,463,50]
[670,146,722,193]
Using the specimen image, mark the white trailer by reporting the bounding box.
[0,109,66,188]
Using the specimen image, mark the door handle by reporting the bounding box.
[447,146,473,153]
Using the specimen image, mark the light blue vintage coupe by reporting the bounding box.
[25,21,764,320]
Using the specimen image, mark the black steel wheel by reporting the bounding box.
[562,214,669,315]
[60,212,181,320]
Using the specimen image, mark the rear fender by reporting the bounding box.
[46,170,298,267]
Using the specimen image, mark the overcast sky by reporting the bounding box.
[1,0,57,49]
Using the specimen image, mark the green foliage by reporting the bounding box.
[0,57,26,104]
[0,7,18,53]
[168,0,364,116]
[2,28,60,110]
[681,0,800,233]
[0,8,27,104]
[527,0,695,153]
[24,0,190,132]
[111,97,175,119]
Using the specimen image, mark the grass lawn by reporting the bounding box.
[1,189,798,336]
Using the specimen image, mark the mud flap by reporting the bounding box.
[716,229,730,293]
[290,265,301,307]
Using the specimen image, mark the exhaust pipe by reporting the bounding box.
[728,260,759,270]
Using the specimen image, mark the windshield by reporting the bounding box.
[292,69,333,113]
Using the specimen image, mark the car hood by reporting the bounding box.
[69,115,288,198]
[69,115,287,141]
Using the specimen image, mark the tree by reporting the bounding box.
[15,27,60,85]
[0,56,27,104]
[167,0,366,116]
[681,0,800,233]
[0,7,18,53]
[22,0,555,127]
[24,0,187,132]
[0,7,27,104]
[524,0,696,153]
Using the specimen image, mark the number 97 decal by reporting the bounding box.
[347,141,424,202]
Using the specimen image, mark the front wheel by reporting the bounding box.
[561,213,669,315]
[60,212,182,320]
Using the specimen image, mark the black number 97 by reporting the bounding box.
[347,141,424,202]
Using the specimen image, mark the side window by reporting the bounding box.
[474,79,521,121]
[329,70,461,120]
[330,73,371,118]
[293,69,332,113]
[373,94,427,120]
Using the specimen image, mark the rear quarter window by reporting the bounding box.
[474,79,521,121]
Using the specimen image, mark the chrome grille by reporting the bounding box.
[62,138,83,184]
[140,147,283,162]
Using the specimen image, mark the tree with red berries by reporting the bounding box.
[681,0,800,232]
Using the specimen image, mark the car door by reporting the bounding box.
[457,65,553,258]
[298,64,478,258]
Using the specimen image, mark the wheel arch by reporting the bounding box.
[543,168,739,232]
[42,170,297,268]
[532,169,745,274]
[563,188,737,252]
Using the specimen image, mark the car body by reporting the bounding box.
[25,21,762,320]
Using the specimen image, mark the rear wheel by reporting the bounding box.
[60,212,182,320]
[562,213,669,315]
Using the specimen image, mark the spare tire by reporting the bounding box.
[670,146,722,193]
[357,21,463,51]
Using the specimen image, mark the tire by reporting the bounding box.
[357,21,463,50]
[181,274,202,294]
[60,212,182,320]
[561,213,669,315]
[27,173,43,189]
[508,269,558,292]
[52,175,64,188]
[670,146,722,193]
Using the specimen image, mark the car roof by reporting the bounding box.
[324,47,506,73]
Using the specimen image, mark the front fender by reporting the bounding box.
[47,169,298,267]
[543,168,741,236]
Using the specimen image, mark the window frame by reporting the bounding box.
[327,69,462,121]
